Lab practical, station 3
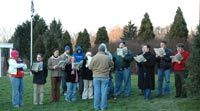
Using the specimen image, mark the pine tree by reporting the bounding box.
[121,20,137,40]
[10,14,47,61]
[33,35,45,61]
[44,31,59,62]
[187,25,200,97]
[166,7,188,40]
[49,18,63,44]
[60,30,73,54]
[76,29,91,52]
[95,26,109,45]
[138,13,155,42]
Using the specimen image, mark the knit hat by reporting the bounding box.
[11,50,19,58]
[65,45,70,50]
[86,52,92,57]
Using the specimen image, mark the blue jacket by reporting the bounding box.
[73,46,85,62]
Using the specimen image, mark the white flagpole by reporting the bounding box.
[30,0,34,75]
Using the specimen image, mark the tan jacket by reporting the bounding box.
[89,52,113,78]
[48,56,62,77]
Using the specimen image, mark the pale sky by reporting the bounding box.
[0,0,199,36]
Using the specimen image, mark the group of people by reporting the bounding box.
[8,41,189,110]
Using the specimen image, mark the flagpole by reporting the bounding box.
[30,0,34,75]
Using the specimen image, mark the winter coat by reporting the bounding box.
[156,48,172,70]
[31,62,48,84]
[140,52,156,90]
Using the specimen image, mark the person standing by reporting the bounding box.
[172,43,189,98]
[81,52,93,100]
[73,46,85,98]
[65,57,78,102]
[31,53,48,105]
[60,45,72,95]
[8,50,27,107]
[113,41,133,97]
[140,45,156,100]
[136,45,145,95]
[48,48,62,103]
[89,43,114,110]
[156,41,172,96]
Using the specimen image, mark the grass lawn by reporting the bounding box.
[0,73,200,111]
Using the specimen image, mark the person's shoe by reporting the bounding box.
[14,105,19,108]
[156,94,162,97]
[34,103,38,105]
[175,95,180,98]
[39,102,43,105]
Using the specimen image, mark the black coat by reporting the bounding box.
[136,52,145,90]
[81,58,93,80]
[32,62,48,84]
[65,63,78,83]
[156,48,172,70]
[140,52,156,90]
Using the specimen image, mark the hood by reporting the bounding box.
[76,46,83,52]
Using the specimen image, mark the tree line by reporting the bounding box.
[6,7,200,97]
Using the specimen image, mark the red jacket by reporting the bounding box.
[172,51,189,71]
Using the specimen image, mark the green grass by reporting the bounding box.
[0,73,200,111]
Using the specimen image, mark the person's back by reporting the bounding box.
[90,51,112,78]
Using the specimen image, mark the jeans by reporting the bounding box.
[61,71,67,94]
[157,68,171,95]
[144,72,151,99]
[144,89,151,99]
[10,77,24,107]
[93,77,109,110]
[78,74,84,97]
[108,78,114,97]
[115,67,131,96]
[65,82,77,102]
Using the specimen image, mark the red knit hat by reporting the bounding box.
[11,50,19,58]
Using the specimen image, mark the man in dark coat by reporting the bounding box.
[140,45,156,100]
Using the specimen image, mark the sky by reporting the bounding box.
[0,0,199,36]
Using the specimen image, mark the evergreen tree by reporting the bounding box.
[10,21,30,59]
[60,30,73,54]
[76,29,91,52]
[187,25,200,97]
[138,13,155,42]
[44,31,59,62]
[121,20,137,40]
[49,18,63,44]
[9,14,47,61]
[166,7,188,40]
[33,35,45,61]
[95,26,109,45]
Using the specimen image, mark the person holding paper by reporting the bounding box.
[31,53,48,105]
[64,57,78,102]
[81,52,93,100]
[73,46,85,98]
[113,41,133,97]
[156,41,173,97]
[172,43,189,98]
[60,45,72,95]
[140,45,156,100]
[135,45,145,94]
[8,50,27,107]
[48,48,62,103]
